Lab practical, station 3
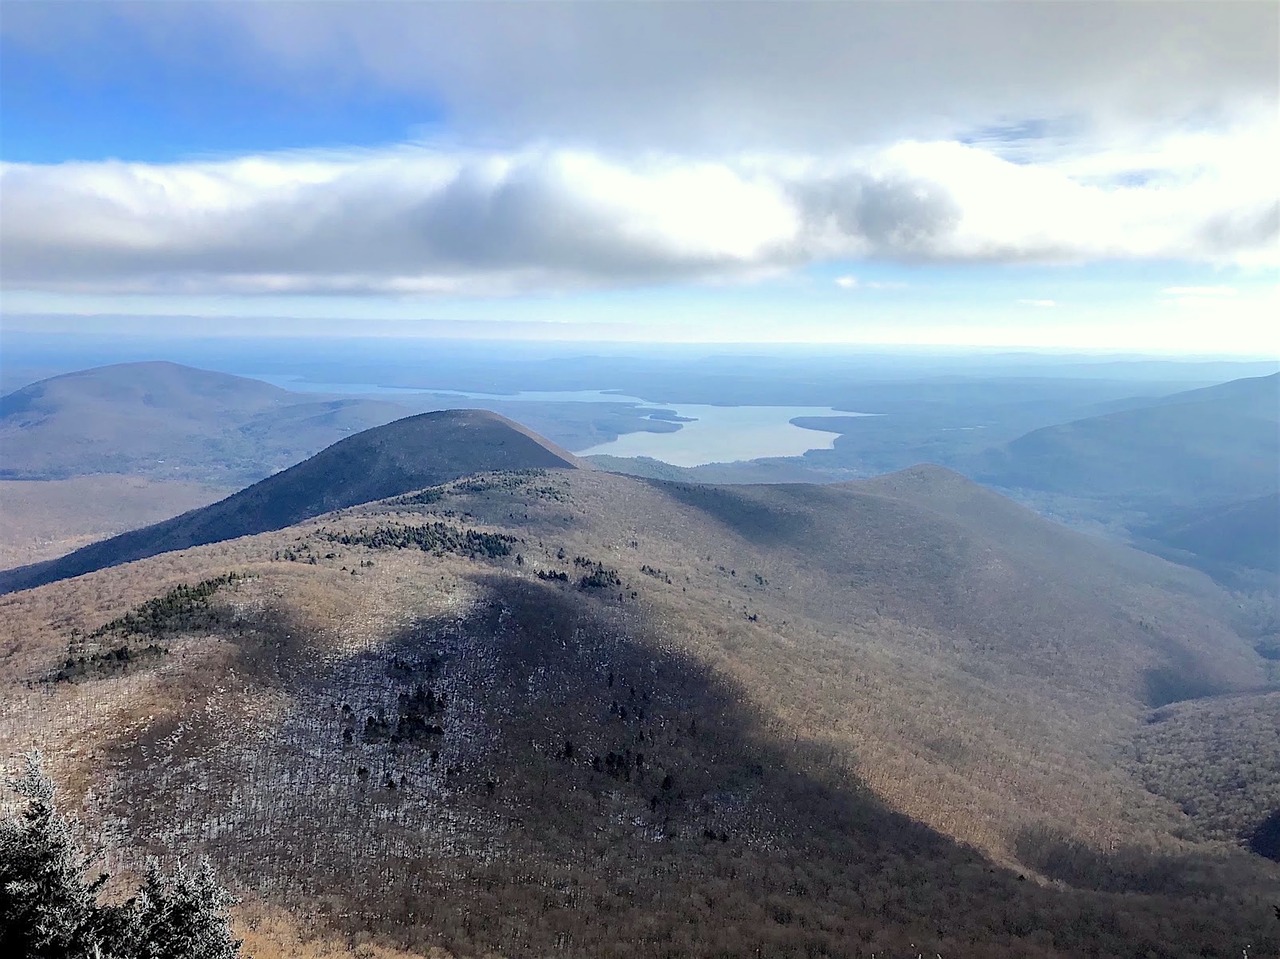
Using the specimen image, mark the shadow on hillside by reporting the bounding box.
[647,480,816,546]
[1012,823,1260,897]
[1250,810,1280,862]
[1141,665,1234,709]
[98,572,1278,959]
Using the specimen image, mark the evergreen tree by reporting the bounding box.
[0,752,106,958]
[0,752,242,959]
[125,860,241,959]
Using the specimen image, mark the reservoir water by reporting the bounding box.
[243,375,873,467]
[571,403,860,465]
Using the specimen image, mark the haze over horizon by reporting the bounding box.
[2,1,1277,354]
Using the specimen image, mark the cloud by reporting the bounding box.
[1017,299,1058,308]
[0,149,799,294]
[3,127,1277,296]
[1161,286,1238,297]
[1,3,1275,299]
[835,276,908,291]
[5,2,1273,151]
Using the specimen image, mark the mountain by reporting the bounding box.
[1144,370,1280,414]
[974,373,1280,580]
[0,410,584,594]
[0,361,415,484]
[977,372,1279,508]
[0,446,1274,957]
[1137,492,1280,576]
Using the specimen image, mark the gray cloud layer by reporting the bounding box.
[1,3,1276,296]
[4,1,1276,150]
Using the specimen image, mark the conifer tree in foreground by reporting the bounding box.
[0,752,107,958]
[0,752,242,959]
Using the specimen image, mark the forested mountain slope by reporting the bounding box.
[978,372,1279,508]
[1,461,1274,958]
[0,411,583,594]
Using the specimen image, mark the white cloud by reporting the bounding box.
[1,3,1276,300]
[0,148,805,295]
[1161,286,1239,297]
[835,276,908,291]
[1018,299,1058,308]
[0,150,779,295]
[3,124,1276,297]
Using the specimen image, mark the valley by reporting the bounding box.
[0,476,231,568]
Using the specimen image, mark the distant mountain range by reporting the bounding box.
[976,372,1279,575]
[978,373,1278,504]
[1136,492,1280,577]
[0,361,416,485]
[2,407,1278,956]
[0,361,700,487]
[5,360,1277,589]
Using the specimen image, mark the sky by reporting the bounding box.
[1,1,1277,354]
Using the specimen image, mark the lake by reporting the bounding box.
[572,403,866,465]
[241,375,873,467]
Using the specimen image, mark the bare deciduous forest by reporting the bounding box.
[3,466,1276,957]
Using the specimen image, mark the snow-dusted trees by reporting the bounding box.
[127,861,241,959]
[0,752,241,959]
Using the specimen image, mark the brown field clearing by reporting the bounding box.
[0,476,231,568]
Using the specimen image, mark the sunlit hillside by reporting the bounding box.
[3,459,1275,957]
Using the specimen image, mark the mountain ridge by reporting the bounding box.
[977,372,1279,506]
[0,361,415,484]
[0,410,584,593]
